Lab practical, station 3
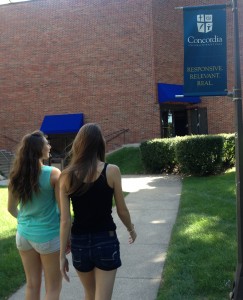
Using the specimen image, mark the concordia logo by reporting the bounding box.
[197,14,213,33]
[187,13,223,45]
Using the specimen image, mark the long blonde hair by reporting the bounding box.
[62,123,106,195]
[9,130,45,205]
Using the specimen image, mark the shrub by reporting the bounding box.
[219,133,235,168]
[175,135,224,176]
[140,134,234,176]
[140,138,176,173]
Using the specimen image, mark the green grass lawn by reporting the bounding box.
[106,146,145,174]
[157,169,237,300]
[0,187,25,300]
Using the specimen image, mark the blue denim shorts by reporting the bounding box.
[71,231,122,272]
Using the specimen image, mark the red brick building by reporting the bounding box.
[0,0,242,153]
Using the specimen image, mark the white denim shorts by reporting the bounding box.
[16,232,60,255]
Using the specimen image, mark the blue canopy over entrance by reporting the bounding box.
[158,83,201,104]
[40,113,84,134]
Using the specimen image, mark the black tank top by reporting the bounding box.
[70,163,116,234]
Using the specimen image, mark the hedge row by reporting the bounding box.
[140,134,235,176]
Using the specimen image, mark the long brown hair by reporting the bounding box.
[62,123,106,195]
[9,130,46,205]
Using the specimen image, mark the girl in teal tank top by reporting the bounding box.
[17,165,60,243]
[8,130,62,300]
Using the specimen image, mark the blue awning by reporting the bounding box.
[158,83,201,104]
[40,113,84,134]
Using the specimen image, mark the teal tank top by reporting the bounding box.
[17,165,60,243]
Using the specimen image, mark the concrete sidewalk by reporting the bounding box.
[8,175,182,300]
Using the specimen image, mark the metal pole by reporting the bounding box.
[231,0,243,298]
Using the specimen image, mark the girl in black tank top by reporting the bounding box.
[71,163,116,234]
[59,123,137,300]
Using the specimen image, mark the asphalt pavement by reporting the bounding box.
[7,174,182,300]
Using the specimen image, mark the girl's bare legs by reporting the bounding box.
[76,269,96,300]
[19,249,42,300]
[41,251,62,300]
[94,268,117,300]
[76,268,117,300]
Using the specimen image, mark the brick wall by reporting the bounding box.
[0,0,242,151]
[0,0,160,151]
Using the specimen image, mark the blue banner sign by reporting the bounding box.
[183,5,227,96]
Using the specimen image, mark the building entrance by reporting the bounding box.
[161,108,188,138]
[160,104,208,138]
